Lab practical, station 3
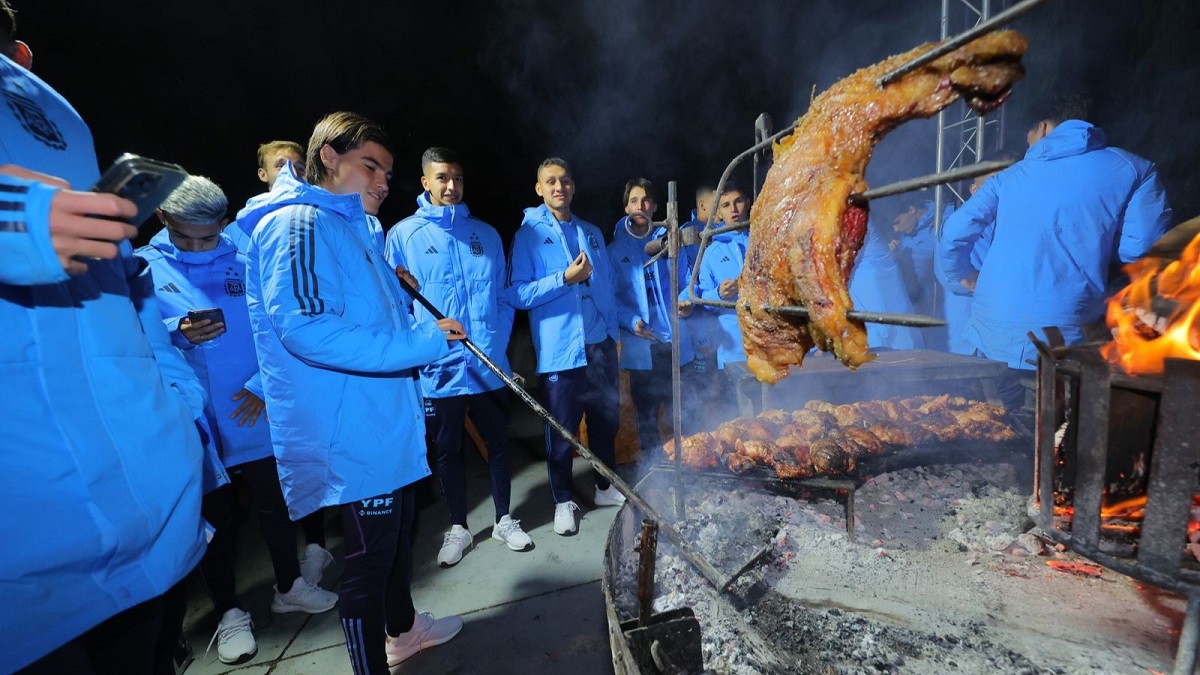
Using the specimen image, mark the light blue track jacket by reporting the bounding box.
[938,120,1172,368]
[138,230,273,468]
[693,227,749,368]
[385,193,514,397]
[240,169,449,520]
[848,224,924,350]
[608,217,694,370]
[0,54,207,671]
[507,204,618,374]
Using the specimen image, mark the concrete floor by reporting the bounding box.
[178,435,624,675]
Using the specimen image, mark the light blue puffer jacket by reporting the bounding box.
[608,217,694,370]
[692,227,749,368]
[137,231,273,468]
[239,169,449,519]
[507,204,618,374]
[385,193,514,397]
[0,54,207,671]
[938,120,1172,368]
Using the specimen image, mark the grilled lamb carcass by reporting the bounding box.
[739,31,1028,382]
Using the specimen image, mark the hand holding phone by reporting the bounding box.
[181,308,226,345]
[92,153,188,227]
[0,164,137,276]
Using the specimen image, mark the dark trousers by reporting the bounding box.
[201,456,302,613]
[19,593,167,675]
[998,367,1035,411]
[627,342,676,455]
[540,338,619,503]
[682,351,719,431]
[426,389,512,528]
[338,486,417,675]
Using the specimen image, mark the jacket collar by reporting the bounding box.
[149,226,237,264]
[415,191,471,230]
[235,165,367,237]
[1026,119,1108,162]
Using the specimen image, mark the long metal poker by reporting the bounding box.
[396,276,733,590]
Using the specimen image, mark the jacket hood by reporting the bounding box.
[521,203,567,230]
[1026,120,1107,162]
[148,226,237,265]
[414,191,471,230]
[235,165,366,238]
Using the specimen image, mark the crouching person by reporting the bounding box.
[241,112,465,674]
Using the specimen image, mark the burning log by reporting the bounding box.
[1103,219,1200,374]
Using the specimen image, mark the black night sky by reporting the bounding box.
[14,0,1200,246]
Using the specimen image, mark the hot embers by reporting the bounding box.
[609,462,1187,674]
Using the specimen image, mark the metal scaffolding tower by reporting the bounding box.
[933,0,1011,232]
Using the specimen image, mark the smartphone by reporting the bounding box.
[187,308,225,325]
[92,153,188,226]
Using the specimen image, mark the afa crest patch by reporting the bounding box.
[469,234,484,257]
[4,89,67,151]
[224,267,245,297]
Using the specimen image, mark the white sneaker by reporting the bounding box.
[491,515,533,551]
[299,543,334,586]
[554,501,581,536]
[206,608,256,665]
[594,484,627,507]
[270,576,338,614]
[384,611,464,666]
[437,525,473,567]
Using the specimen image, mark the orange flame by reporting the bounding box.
[1102,230,1200,374]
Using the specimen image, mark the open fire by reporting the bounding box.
[1103,224,1200,374]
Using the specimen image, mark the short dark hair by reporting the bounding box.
[718,183,746,200]
[421,147,461,174]
[695,184,716,204]
[536,157,571,181]
[1,0,17,51]
[622,177,657,206]
[1029,94,1091,129]
[257,140,303,169]
[305,111,393,185]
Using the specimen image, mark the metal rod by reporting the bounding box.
[851,159,1014,202]
[694,298,947,328]
[396,277,732,591]
[637,518,659,628]
[666,182,685,520]
[1174,595,1200,675]
[876,0,1052,88]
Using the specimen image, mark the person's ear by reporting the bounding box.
[155,208,166,225]
[534,181,544,198]
[257,167,269,183]
[221,217,230,227]
[319,144,339,172]
[420,175,430,192]
[9,40,32,70]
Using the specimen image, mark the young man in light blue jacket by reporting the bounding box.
[0,7,208,671]
[242,112,466,674]
[508,157,626,537]
[608,178,695,456]
[692,185,759,419]
[385,147,531,568]
[939,97,1172,408]
[139,176,339,664]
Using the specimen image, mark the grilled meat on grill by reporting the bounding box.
[739,31,1028,383]
[661,395,1019,479]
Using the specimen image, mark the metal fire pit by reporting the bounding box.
[1031,337,1200,674]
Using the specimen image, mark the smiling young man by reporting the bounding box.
[241,113,467,674]
[508,157,624,537]
[384,147,530,568]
